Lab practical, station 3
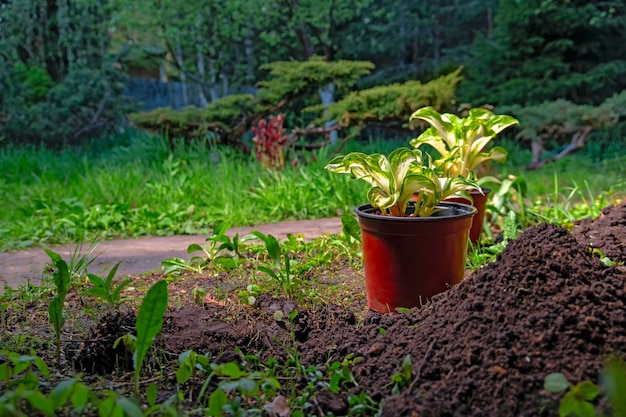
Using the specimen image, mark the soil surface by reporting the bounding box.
[3,203,626,416]
[0,217,343,291]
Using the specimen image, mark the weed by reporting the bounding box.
[544,373,599,417]
[484,174,529,239]
[67,238,103,280]
[385,354,414,394]
[133,280,168,397]
[250,231,301,298]
[82,262,133,308]
[467,211,518,270]
[43,249,71,368]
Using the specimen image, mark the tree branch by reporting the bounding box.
[526,125,594,170]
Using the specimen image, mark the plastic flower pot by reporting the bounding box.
[444,187,491,245]
[355,201,476,314]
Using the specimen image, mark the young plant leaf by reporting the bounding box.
[341,214,361,243]
[44,248,71,302]
[48,296,65,336]
[544,373,570,393]
[133,280,168,396]
[116,396,143,417]
[207,387,227,417]
[250,231,281,263]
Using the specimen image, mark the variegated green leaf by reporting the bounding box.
[367,187,397,214]
[469,147,508,170]
[482,114,519,134]
[410,107,459,150]
[409,129,449,156]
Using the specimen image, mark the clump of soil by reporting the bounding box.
[70,310,136,374]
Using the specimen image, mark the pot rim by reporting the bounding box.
[355,201,477,222]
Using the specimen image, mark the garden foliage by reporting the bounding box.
[129,59,464,149]
[462,0,626,107]
[128,57,374,148]
[498,91,626,168]
[0,0,132,147]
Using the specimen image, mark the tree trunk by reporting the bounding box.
[412,18,420,66]
[244,26,255,84]
[208,58,219,102]
[487,3,493,39]
[318,83,338,145]
[195,16,209,107]
[222,72,229,97]
[296,22,315,58]
[432,16,441,67]
[175,37,189,107]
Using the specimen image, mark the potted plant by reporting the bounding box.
[325,147,479,313]
[409,106,519,244]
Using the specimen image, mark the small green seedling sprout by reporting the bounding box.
[588,246,618,267]
[544,372,599,417]
[133,280,168,397]
[43,248,71,368]
[385,354,414,394]
[82,262,133,307]
[250,231,299,297]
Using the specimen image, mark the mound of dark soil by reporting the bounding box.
[300,219,626,416]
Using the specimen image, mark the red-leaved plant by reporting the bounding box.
[252,113,288,170]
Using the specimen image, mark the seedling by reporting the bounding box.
[237,284,262,305]
[162,220,252,275]
[82,262,133,307]
[589,246,618,267]
[43,248,71,368]
[326,354,360,393]
[385,354,414,394]
[133,280,168,397]
[250,231,300,297]
[544,373,599,417]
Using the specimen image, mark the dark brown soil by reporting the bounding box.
[572,202,626,264]
[4,203,626,416]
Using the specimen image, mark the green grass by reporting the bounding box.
[0,131,367,251]
[1,129,624,252]
[495,129,626,201]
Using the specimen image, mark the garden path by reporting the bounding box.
[0,217,342,292]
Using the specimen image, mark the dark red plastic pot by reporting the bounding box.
[355,202,476,313]
[445,187,491,245]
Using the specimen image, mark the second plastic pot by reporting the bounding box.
[444,187,491,245]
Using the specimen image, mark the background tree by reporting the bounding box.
[461,0,626,106]
[0,0,131,146]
